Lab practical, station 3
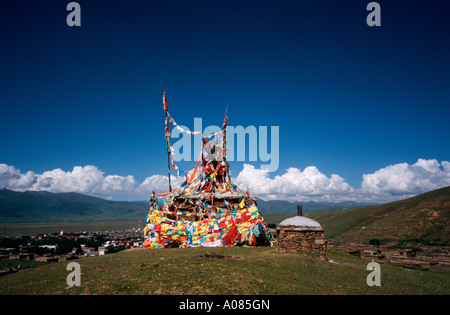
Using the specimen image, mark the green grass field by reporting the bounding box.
[1,247,448,295]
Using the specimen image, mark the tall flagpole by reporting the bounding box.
[222,106,228,161]
[163,90,172,192]
[222,106,230,178]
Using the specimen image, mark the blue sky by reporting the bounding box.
[1,1,449,202]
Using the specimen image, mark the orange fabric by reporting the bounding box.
[163,92,168,111]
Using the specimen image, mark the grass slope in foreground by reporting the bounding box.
[316,186,450,244]
[1,247,448,295]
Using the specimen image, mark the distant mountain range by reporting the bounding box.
[0,189,148,223]
[0,188,372,223]
[254,198,373,213]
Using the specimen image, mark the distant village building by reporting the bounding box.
[276,206,327,258]
[39,245,58,251]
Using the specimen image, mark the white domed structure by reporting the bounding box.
[278,216,323,231]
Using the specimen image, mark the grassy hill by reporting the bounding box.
[0,247,448,295]
[315,186,450,245]
[304,207,356,219]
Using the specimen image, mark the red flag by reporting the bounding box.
[165,120,170,138]
[222,221,237,246]
[222,110,227,130]
[163,91,168,112]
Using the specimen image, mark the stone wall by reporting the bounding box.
[276,227,326,257]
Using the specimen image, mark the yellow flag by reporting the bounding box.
[239,199,245,208]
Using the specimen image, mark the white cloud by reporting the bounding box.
[234,164,353,202]
[1,159,449,203]
[0,164,144,196]
[94,174,137,195]
[0,163,187,198]
[136,174,185,195]
[234,159,450,203]
[7,170,38,190]
[0,163,186,197]
[0,163,22,188]
[2,165,138,195]
[361,159,450,198]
